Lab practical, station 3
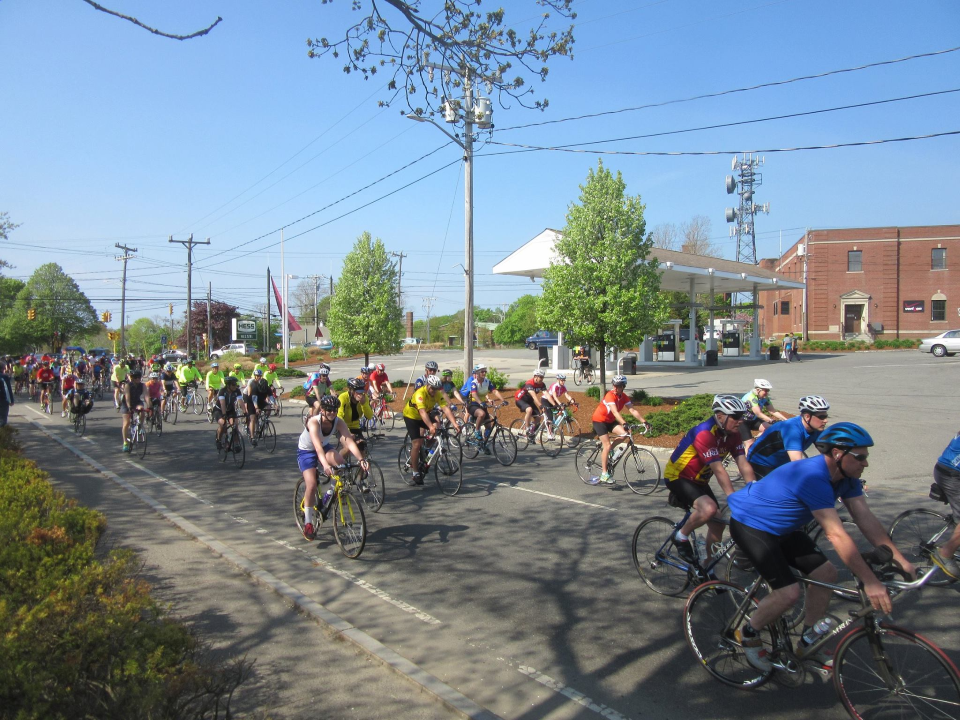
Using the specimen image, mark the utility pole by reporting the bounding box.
[303,274,324,339]
[207,283,212,358]
[422,296,436,344]
[389,251,407,308]
[266,268,272,352]
[115,243,137,354]
[169,234,210,360]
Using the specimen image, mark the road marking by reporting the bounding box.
[24,405,50,419]
[852,362,959,369]
[28,420,491,719]
[473,477,617,511]
[518,666,632,720]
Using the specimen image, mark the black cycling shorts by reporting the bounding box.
[516,398,537,414]
[729,517,828,590]
[403,415,428,438]
[245,396,267,412]
[739,416,763,441]
[665,476,719,511]
[467,401,487,417]
[592,420,619,437]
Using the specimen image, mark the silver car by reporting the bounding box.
[918,329,960,357]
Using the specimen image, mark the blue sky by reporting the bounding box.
[2,0,958,327]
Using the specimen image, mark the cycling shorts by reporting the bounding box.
[592,420,619,437]
[467,401,488,416]
[665,476,718,511]
[297,447,335,473]
[403,416,428,438]
[516,398,537,414]
[728,517,827,590]
[739,416,763,441]
[245,396,267,412]
[934,463,960,519]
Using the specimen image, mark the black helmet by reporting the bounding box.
[347,378,366,391]
[320,395,340,412]
[129,369,143,378]
[225,375,238,385]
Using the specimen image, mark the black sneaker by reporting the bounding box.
[673,537,697,565]
[412,473,424,486]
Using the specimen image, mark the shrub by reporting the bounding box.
[586,386,602,399]
[645,393,714,437]
[274,366,307,378]
[631,388,648,403]
[289,385,305,398]
[391,379,406,388]
[487,367,509,390]
[647,396,664,406]
[451,369,465,390]
[331,378,348,392]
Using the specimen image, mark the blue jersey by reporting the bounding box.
[441,380,458,396]
[746,416,820,470]
[728,455,863,535]
[461,376,493,401]
[937,434,960,471]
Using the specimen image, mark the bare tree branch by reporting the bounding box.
[80,0,222,40]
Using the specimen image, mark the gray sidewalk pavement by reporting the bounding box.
[10,413,469,720]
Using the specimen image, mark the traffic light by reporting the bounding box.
[169,303,174,314]
[27,308,36,321]
[101,311,112,322]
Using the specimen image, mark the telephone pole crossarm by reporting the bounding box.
[169,234,211,359]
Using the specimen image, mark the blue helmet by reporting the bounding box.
[815,422,874,452]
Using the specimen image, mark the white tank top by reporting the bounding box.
[298,416,340,451]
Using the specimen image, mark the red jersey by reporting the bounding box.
[61,375,77,391]
[591,389,631,423]
[370,370,389,388]
[37,368,56,383]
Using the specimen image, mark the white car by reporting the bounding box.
[918,329,960,358]
[210,342,257,358]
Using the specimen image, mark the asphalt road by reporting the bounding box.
[10,348,960,720]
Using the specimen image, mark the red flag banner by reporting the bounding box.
[272,277,303,332]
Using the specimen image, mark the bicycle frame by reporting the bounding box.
[654,511,736,577]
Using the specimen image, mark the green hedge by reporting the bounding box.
[585,386,601,399]
[274,366,307,378]
[800,338,920,351]
[646,393,714,437]
[449,367,509,391]
[0,427,247,719]
[331,378,348,392]
[289,385,305,398]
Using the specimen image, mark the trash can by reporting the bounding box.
[622,353,637,375]
[538,346,549,366]
[768,346,780,361]
[705,350,718,366]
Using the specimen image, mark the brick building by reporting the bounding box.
[758,224,960,341]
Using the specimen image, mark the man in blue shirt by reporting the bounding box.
[727,422,915,671]
[747,395,830,478]
[932,432,960,579]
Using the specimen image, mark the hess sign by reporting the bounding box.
[232,318,258,341]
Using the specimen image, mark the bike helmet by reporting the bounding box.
[76,378,86,385]
[259,357,266,363]
[426,375,443,389]
[533,368,546,377]
[360,366,370,374]
[211,362,219,368]
[798,395,830,414]
[225,375,238,385]
[376,363,385,372]
[425,361,439,371]
[149,372,159,379]
[233,363,242,369]
[474,364,487,373]
[187,359,195,364]
[268,363,277,371]
[165,363,174,371]
[754,379,773,390]
[441,369,453,377]
[814,422,874,452]
[347,378,366,391]
[129,369,143,378]
[318,367,330,376]
[612,374,628,387]
[712,394,747,415]
[319,394,340,412]
[253,368,263,376]
[555,372,566,380]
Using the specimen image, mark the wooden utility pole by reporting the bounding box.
[114,243,137,354]
[169,234,210,359]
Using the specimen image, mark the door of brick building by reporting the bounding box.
[844,304,864,335]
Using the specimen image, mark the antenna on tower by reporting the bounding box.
[724,153,770,267]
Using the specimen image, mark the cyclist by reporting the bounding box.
[589,375,651,486]
[414,360,439,389]
[747,395,830,478]
[460,364,507,454]
[178,358,203,396]
[59,365,78,417]
[229,363,246,385]
[369,363,391,401]
[65,377,94,418]
[740,379,789,452]
[543,371,576,438]
[214,375,243,450]
[144,372,164,419]
[264,363,282,414]
[37,361,57,413]
[727,422,916,671]
[440,369,465,408]
[91,357,104,390]
[120,369,147,453]
[0,362,14,426]
[204,361,225,409]
[574,346,592,372]
[402,375,458,485]
[663,394,756,568]
[514,368,548,438]
[356,366,373,394]
[338,378,373,454]
[304,374,328,418]
[297,394,369,541]
[160,363,181,417]
[931,430,960,579]
[244,368,272,445]
[253,357,270,377]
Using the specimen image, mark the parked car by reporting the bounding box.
[313,339,334,351]
[401,337,422,345]
[88,347,110,357]
[918,329,960,357]
[210,342,257,358]
[525,330,559,350]
[159,349,189,363]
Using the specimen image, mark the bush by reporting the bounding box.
[450,367,508,390]
[645,393,714,437]
[391,379,406,388]
[288,385,305,398]
[331,378,348,392]
[647,396,664,406]
[0,439,248,719]
[586,386,601,399]
[274,366,307,378]
[630,388,648,403]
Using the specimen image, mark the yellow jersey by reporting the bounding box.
[402,386,446,421]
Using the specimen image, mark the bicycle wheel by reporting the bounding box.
[218,428,230,463]
[136,426,147,459]
[274,396,283,417]
[301,405,312,427]
[573,367,583,386]
[492,426,517,467]
[510,418,531,451]
[684,580,773,689]
[631,516,691,596]
[154,414,163,438]
[171,399,179,425]
[435,435,463,496]
[622,446,662,495]
[231,430,245,469]
[889,508,955,588]
[397,434,417,486]
[387,405,397,431]
[460,422,481,459]
[353,461,385,512]
[575,442,602,484]
[332,489,366,559]
[560,416,583,449]
[261,419,277,452]
[293,477,311,533]
[192,392,203,415]
[833,624,960,719]
[74,414,86,436]
[538,425,564,458]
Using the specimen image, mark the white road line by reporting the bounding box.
[474,477,617,511]
[23,405,50,418]
[518,666,633,720]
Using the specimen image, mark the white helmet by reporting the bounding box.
[754,379,773,390]
[426,375,443,389]
[612,375,628,387]
[712,394,747,415]
[798,395,830,414]
[555,372,566,381]
[474,364,487,373]
[533,368,546,377]
[259,357,267,363]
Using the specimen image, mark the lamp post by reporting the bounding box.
[283,273,299,368]
[407,65,493,374]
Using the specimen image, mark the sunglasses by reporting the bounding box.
[727,413,745,421]
[813,413,829,420]
[847,451,869,462]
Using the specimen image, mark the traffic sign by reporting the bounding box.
[161,334,167,345]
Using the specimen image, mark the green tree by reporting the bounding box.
[328,232,403,365]
[125,317,164,357]
[537,161,667,386]
[0,264,99,354]
[179,300,238,355]
[493,295,539,345]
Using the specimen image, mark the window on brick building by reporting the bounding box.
[932,299,946,322]
[773,302,778,316]
[780,301,790,315]
[848,250,862,272]
[932,248,947,270]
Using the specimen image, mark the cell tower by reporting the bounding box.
[724,154,770,266]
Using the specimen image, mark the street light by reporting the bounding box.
[283,273,299,368]
[406,65,493,375]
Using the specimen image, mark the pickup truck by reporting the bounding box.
[525,330,559,350]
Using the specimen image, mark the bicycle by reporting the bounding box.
[343,456,385,512]
[369,392,396,432]
[164,389,180,425]
[888,481,959,588]
[398,427,464,496]
[509,409,564,457]
[71,408,86,436]
[147,405,163,437]
[269,386,284,417]
[249,410,277,453]
[574,424,661,494]
[460,402,517,467]
[552,401,583,449]
[178,385,203,415]
[573,360,594,386]
[218,419,245,469]
[92,377,105,401]
[294,465,367,558]
[683,546,960,717]
[127,410,148,459]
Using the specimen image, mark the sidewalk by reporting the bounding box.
[10,413,468,720]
